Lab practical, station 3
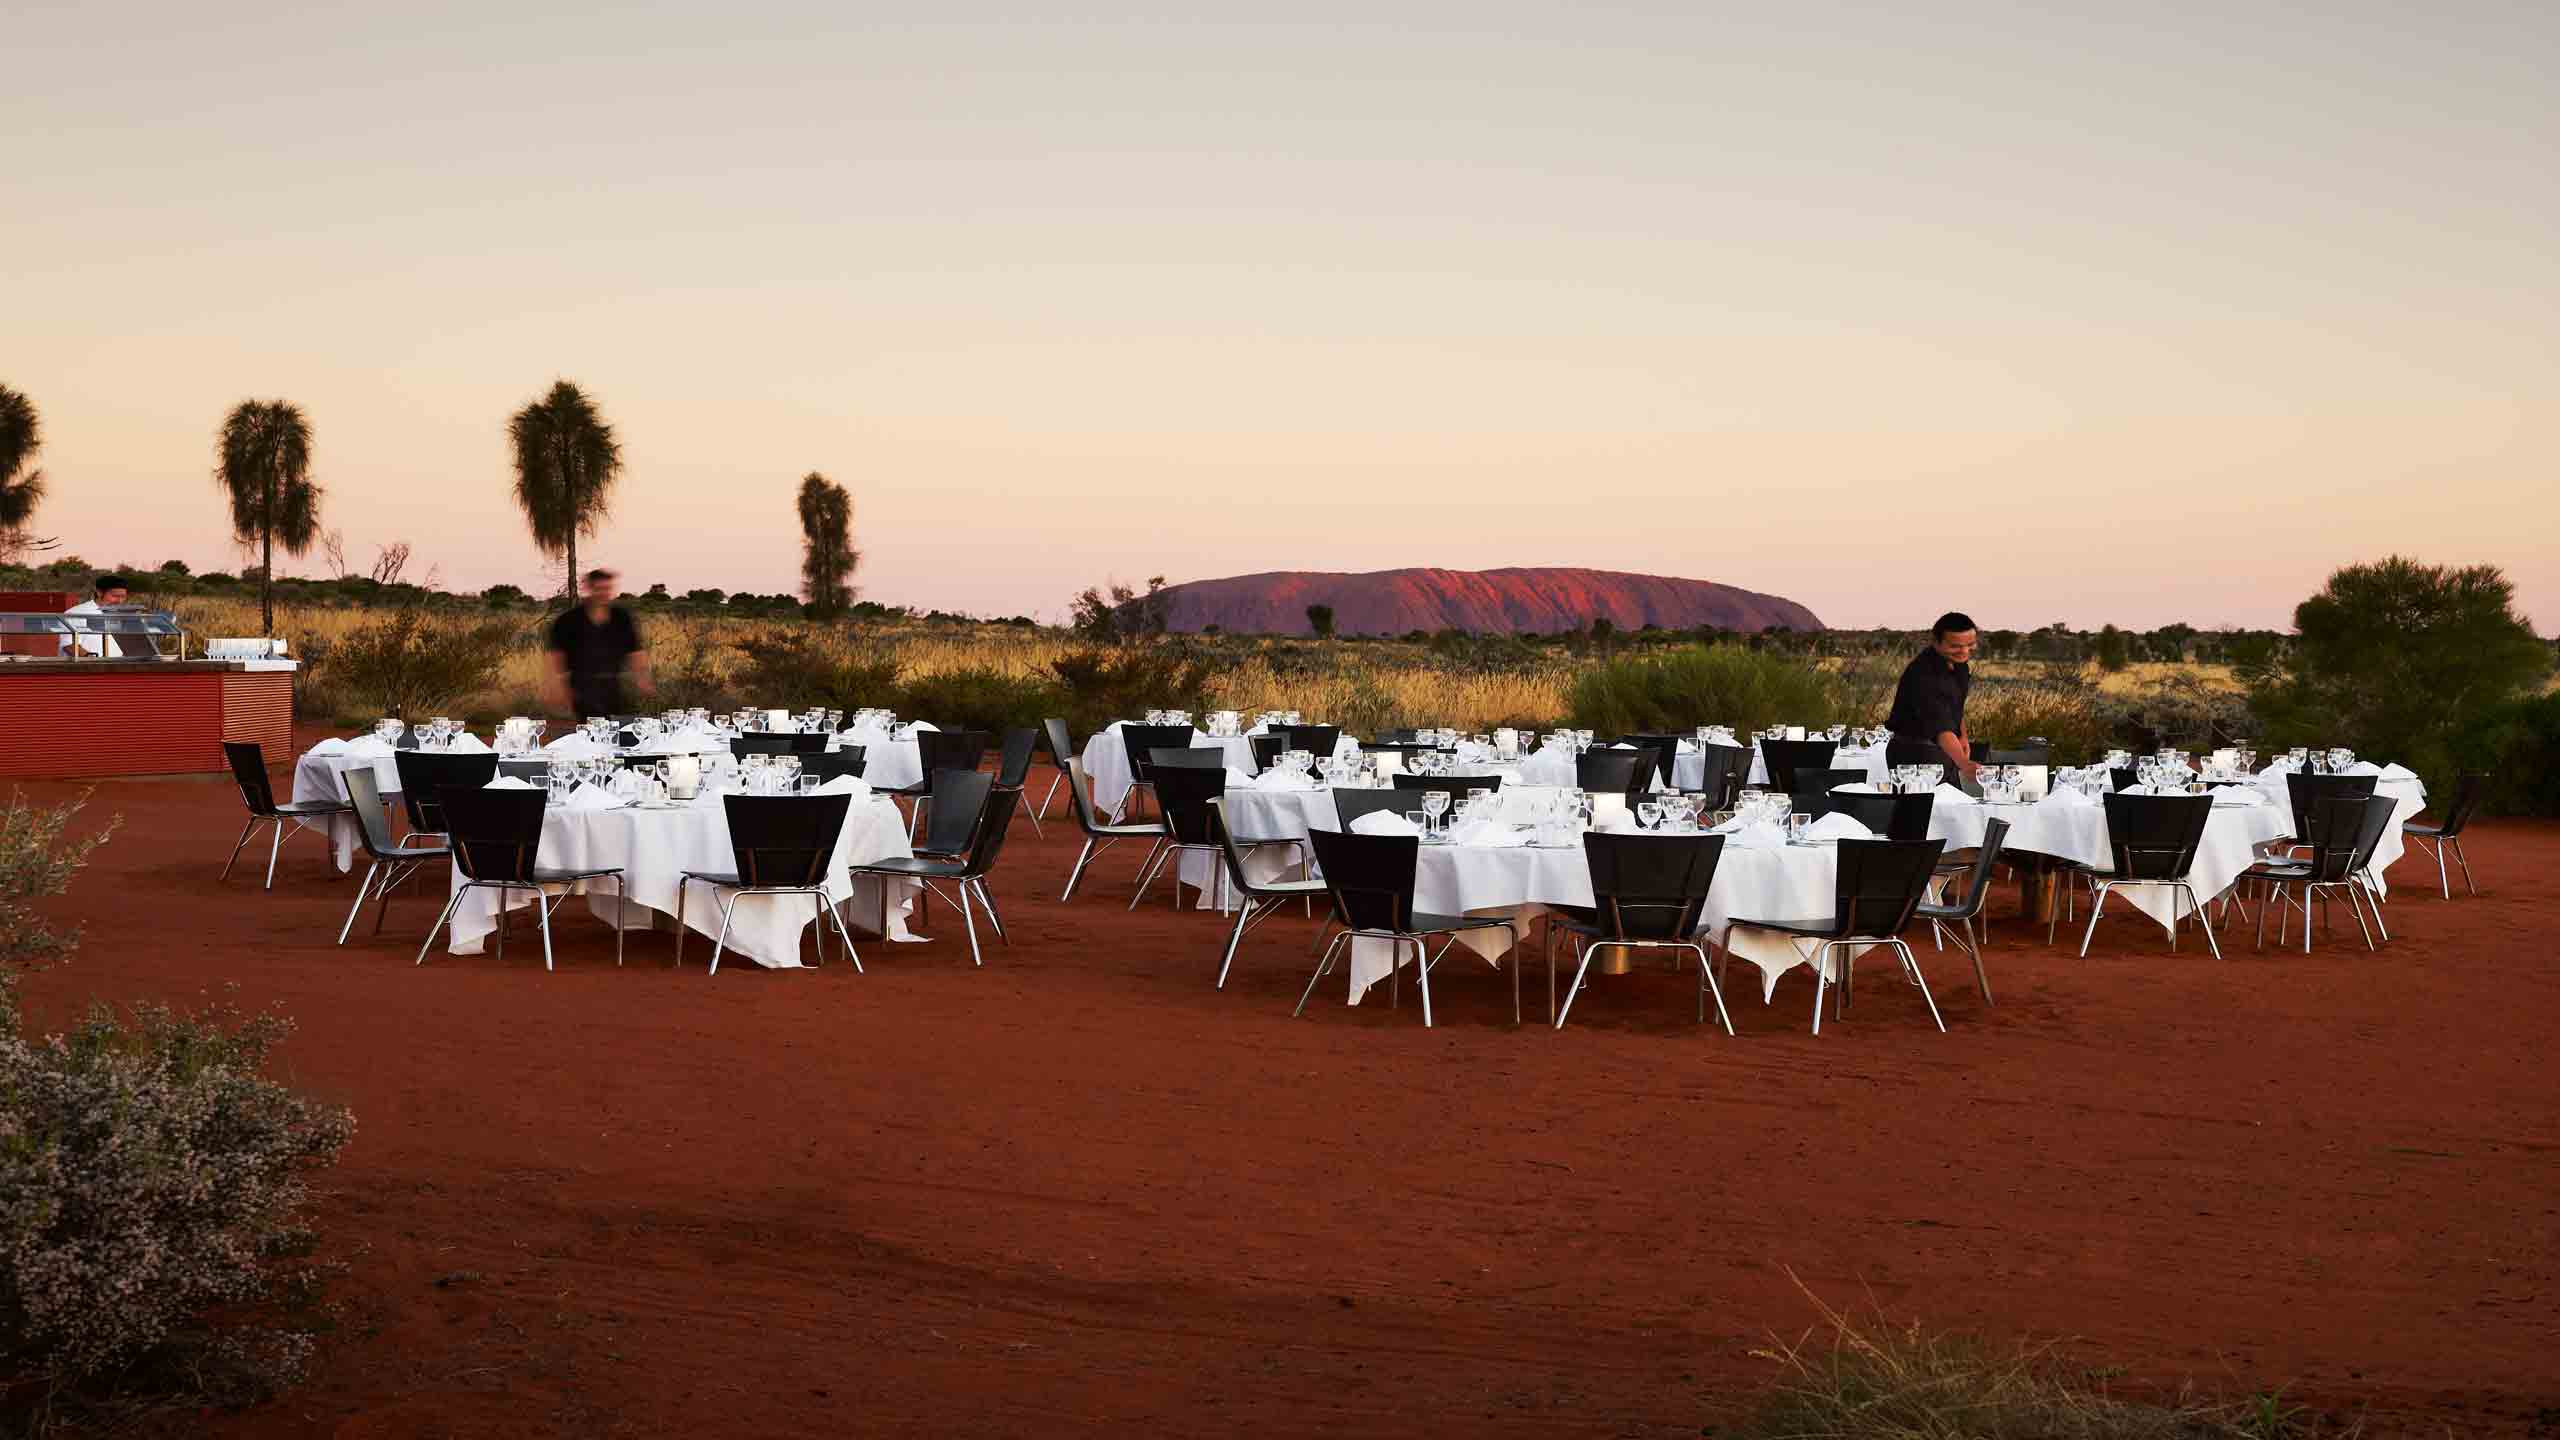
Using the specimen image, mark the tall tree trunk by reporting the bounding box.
[261,465,276,635]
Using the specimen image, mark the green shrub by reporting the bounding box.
[895,667,1066,737]
[731,631,902,712]
[0,790,118,973]
[304,607,523,720]
[1047,645,1215,738]
[1566,645,1842,735]
[1963,684,2116,761]
[2454,689,2560,816]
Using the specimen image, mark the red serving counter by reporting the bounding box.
[0,660,296,779]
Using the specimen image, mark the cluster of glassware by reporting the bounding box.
[1632,794,1708,831]
[371,717,405,746]
[582,716,622,746]
[412,716,467,749]
[1889,764,1945,792]
[736,752,810,795]
[1541,728,1599,752]
[1319,753,1386,787]
[1201,710,1244,737]
[1976,765,2029,803]
[848,707,896,730]
[2058,766,2113,799]
[1758,723,1854,743]
[2299,747,2357,773]
[2134,756,2203,793]
[1144,709,1196,726]
[491,716,545,754]
[1694,725,1738,748]
[2197,749,2259,782]
[1253,710,1303,729]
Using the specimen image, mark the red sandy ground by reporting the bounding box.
[13,734,2558,1438]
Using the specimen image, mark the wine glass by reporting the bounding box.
[1637,800,1663,830]
[1420,789,1451,836]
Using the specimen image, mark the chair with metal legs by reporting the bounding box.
[1207,798,1325,989]
[802,748,866,785]
[1129,764,1232,911]
[1295,827,1520,1028]
[335,766,449,944]
[391,750,499,842]
[2402,772,2483,899]
[992,727,1043,837]
[1058,758,1165,901]
[2075,792,2222,959]
[218,741,350,889]
[1913,817,2009,1006]
[890,730,991,840]
[1035,718,1079,823]
[1827,790,1936,841]
[849,789,1022,966]
[414,786,628,971]
[675,793,861,976]
[2238,794,2398,953]
[1722,837,1948,1034]
[1114,722,1196,821]
[1548,831,1733,1033]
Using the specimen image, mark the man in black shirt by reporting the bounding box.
[1885,611,1979,782]
[544,569,653,721]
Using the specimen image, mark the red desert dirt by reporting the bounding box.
[15,738,2558,1438]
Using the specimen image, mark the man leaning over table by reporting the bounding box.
[1886,611,1979,783]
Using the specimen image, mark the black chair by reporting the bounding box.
[803,748,867,784]
[2403,772,2483,898]
[1208,797,1326,989]
[914,768,997,864]
[1548,831,1732,1032]
[1574,749,1650,806]
[1328,787,1414,830]
[1034,718,1080,822]
[2239,794,2397,953]
[1885,739,1956,787]
[1059,758,1165,901]
[1787,769,1871,820]
[1685,744,1748,810]
[1391,773,1503,810]
[1978,744,2051,768]
[1248,733,1287,771]
[1759,738,1839,793]
[495,757,550,784]
[676,793,861,975]
[219,741,352,889]
[850,788,1020,966]
[1296,827,1520,1027]
[2281,772,2377,857]
[415,786,628,970]
[896,730,993,839]
[1146,745,1229,771]
[991,726,1042,837]
[1619,735,1684,797]
[1115,722,1196,820]
[1828,790,1935,841]
[2076,793,2221,959]
[1273,724,1339,760]
[2108,765,2138,794]
[1723,837,1948,1033]
[335,766,449,944]
[732,732,810,758]
[1130,763,1225,910]
[1913,816,2008,1006]
[390,750,498,842]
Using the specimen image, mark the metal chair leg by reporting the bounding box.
[827,895,863,973]
[2184,884,2222,960]
[1296,931,1350,1016]
[1555,938,1607,1029]
[264,819,285,889]
[613,877,626,966]
[1217,895,1258,988]
[2077,882,2111,957]
[339,861,380,944]
[536,885,556,971]
[220,817,259,881]
[1036,769,1066,821]
[1898,940,1946,1032]
[675,878,690,967]
[974,879,1007,944]
[415,887,467,964]
[708,893,741,975]
[958,881,984,966]
[2450,837,2476,895]
[1693,941,1735,1035]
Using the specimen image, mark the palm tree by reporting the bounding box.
[796,472,859,619]
[508,381,623,600]
[215,399,324,634]
[0,384,46,560]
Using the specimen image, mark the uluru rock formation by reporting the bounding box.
[1147,567,1821,636]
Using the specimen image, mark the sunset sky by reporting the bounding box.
[10,2,2553,630]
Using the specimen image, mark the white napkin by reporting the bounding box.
[1934,783,1977,807]
[1452,819,1526,848]
[1834,781,1885,794]
[817,775,871,799]
[2379,763,2417,781]
[1804,812,1874,842]
[546,733,605,758]
[309,737,348,756]
[909,721,940,733]
[485,776,536,789]
[1714,819,1786,850]
[1349,811,1421,837]
[347,736,393,757]
[563,783,622,811]
[2344,761,2381,776]
[1223,767,1259,789]
[1589,793,1631,828]
[1253,769,1315,792]
[1609,741,1635,749]
[2040,786,2097,808]
[445,732,490,753]
[2212,786,2265,806]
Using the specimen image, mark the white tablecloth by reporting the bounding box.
[442,793,922,968]
[1079,723,1260,816]
[834,732,924,791]
[1997,793,2292,929]
[291,738,406,871]
[1745,741,1889,788]
[2246,766,2428,895]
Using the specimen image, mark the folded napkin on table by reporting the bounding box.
[2379,763,2418,782]
[1608,741,1635,749]
[1589,793,1631,828]
[1713,819,1787,850]
[1253,768,1315,792]
[545,733,605,758]
[1451,819,1526,848]
[347,736,393,757]
[563,782,622,811]
[1803,812,1874,842]
[908,721,940,733]
[2212,787,2265,806]
[1934,783,1979,807]
[2039,785,2096,808]
[1348,811,1422,837]
[1223,767,1259,789]
[442,732,489,752]
[2343,761,2382,776]
[307,737,347,756]
[485,776,536,789]
[817,775,871,799]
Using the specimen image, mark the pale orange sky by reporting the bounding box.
[8,3,2554,629]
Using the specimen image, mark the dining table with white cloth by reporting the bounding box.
[1078,722,1263,817]
[440,782,923,967]
[290,734,483,870]
[2242,762,2427,894]
[1745,739,1890,788]
[831,719,937,792]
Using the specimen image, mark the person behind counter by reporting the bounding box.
[57,573,130,657]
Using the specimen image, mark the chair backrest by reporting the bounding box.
[1118,723,1195,782]
[1575,749,1648,802]
[1305,826,1419,933]
[438,785,547,883]
[1273,724,1339,759]
[2100,792,2213,881]
[1828,790,1935,841]
[2282,771,2377,843]
[1688,745,1747,807]
[733,733,800,757]
[1830,837,1946,938]
[1328,787,1412,830]
[1620,736,1683,795]
[920,768,997,855]
[803,748,866,784]
[1040,718,1078,774]
[993,727,1039,788]
[1884,738,1954,786]
[1390,774,1502,809]
[1146,746,1228,771]
[917,729,990,776]
[790,732,830,755]
[1582,831,1726,941]
[222,741,278,815]
[1978,744,2051,767]
[1761,738,1839,792]
[340,765,404,860]
[393,751,500,834]
[2293,794,2377,883]
[1064,758,1158,836]
[1249,734,1286,771]
[2344,792,2399,872]
[955,787,1022,879]
[2108,765,2137,793]
[1934,816,2010,920]
[1152,764,1227,845]
[721,792,853,887]
[2434,772,2484,838]
[496,757,550,784]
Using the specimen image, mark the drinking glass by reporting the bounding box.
[1420,790,1450,835]
[1637,801,1662,830]
[1787,814,1811,844]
